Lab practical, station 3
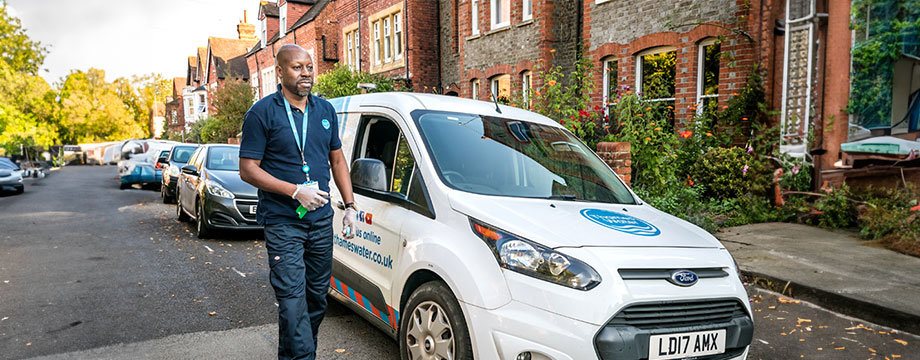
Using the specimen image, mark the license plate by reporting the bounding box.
[249,205,257,214]
[648,329,726,360]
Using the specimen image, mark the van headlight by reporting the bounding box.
[470,218,601,291]
[206,180,234,199]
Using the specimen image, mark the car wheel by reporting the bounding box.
[16,187,24,194]
[176,190,190,222]
[196,198,213,239]
[399,281,473,360]
[119,182,130,190]
[161,183,170,203]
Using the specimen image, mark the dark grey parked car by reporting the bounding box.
[175,144,261,238]
[160,144,199,203]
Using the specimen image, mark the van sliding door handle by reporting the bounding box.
[335,201,345,210]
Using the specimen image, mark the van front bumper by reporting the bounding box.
[465,297,751,360]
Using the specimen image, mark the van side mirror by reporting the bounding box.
[350,158,387,192]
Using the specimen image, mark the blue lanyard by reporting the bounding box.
[282,96,308,164]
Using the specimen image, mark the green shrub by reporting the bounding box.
[813,184,857,228]
[313,63,397,99]
[690,146,770,200]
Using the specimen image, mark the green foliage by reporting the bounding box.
[196,78,254,143]
[811,184,858,228]
[523,48,596,132]
[313,63,397,99]
[56,68,147,144]
[605,92,680,193]
[690,146,771,199]
[0,1,46,75]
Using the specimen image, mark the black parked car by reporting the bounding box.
[175,144,261,238]
[160,144,199,203]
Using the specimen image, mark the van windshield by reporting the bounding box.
[414,110,635,204]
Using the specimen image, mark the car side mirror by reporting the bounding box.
[181,164,199,176]
[350,158,387,192]
[157,157,169,164]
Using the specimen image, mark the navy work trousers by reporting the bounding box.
[264,214,334,360]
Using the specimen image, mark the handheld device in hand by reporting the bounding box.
[295,181,320,219]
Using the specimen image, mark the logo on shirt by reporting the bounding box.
[322,119,331,130]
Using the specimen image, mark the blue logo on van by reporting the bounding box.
[580,209,661,236]
[322,119,331,130]
[669,270,699,287]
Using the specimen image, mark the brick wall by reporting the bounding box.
[596,142,632,186]
[407,0,440,91]
[439,0,461,94]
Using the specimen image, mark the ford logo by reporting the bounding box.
[580,209,661,236]
[669,270,699,287]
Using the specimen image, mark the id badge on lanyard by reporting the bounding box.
[283,96,319,219]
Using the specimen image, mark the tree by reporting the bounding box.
[198,78,254,143]
[313,63,396,98]
[0,1,47,75]
[56,68,146,144]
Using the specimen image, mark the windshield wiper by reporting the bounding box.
[546,194,578,201]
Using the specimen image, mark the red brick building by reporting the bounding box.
[165,77,187,134]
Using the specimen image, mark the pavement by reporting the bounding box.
[717,222,920,335]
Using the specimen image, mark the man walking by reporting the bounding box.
[239,44,358,360]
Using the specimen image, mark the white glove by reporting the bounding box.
[292,184,328,211]
[343,208,358,239]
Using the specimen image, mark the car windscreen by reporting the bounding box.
[414,110,635,204]
[171,146,196,163]
[206,147,239,171]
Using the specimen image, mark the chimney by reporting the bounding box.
[238,10,257,40]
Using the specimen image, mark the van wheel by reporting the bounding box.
[400,281,473,360]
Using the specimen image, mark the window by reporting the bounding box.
[344,29,360,71]
[471,0,480,35]
[697,39,720,118]
[279,3,288,36]
[521,71,532,106]
[261,67,276,98]
[358,117,401,190]
[347,31,355,70]
[394,13,403,59]
[261,18,267,47]
[602,58,618,108]
[251,72,260,100]
[187,98,195,116]
[490,74,511,102]
[471,79,480,99]
[391,134,414,195]
[383,17,392,62]
[523,0,533,21]
[491,0,510,29]
[373,21,381,65]
[636,47,677,127]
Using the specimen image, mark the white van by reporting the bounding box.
[326,93,752,360]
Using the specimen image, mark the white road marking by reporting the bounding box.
[204,246,214,252]
[231,267,246,278]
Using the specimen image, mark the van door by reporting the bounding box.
[329,110,416,331]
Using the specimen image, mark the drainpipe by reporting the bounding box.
[357,0,362,71]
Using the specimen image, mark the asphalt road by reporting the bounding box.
[1,166,917,360]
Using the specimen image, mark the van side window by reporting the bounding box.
[359,116,400,189]
[406,166,429,210]
[391,134,414,196]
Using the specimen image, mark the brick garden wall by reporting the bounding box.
[596,142,632,186]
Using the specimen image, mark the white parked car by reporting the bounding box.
[325,93,752,360]
[0,157,24,194]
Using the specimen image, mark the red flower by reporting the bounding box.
[679,131,693,138]
[579,110,590,117]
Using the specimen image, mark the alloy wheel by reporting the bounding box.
[406,301,454,360]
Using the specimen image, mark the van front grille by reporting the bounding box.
[609,299,747,330]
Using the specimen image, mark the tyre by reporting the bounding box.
[196,198,213,239]
[161,183,174,204]
[399,281,473,360]
[119,182,130,190]
[176,189,190,222]
[16,187,24,194]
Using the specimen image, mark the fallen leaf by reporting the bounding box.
[894,339,908,346]
[768,306,776,309]
[25,342,31,346]
[817,347,823,351]
[893,355,901,358]
[869,347,877,353]
[208,311,217,316]
[335,349,346,353]
[797,318,812,324]
[799,339,805,342]
[835,347,845,350]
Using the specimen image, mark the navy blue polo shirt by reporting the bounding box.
[239,86,341,225]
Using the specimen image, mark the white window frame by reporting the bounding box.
[523,0,533,21]
[472,79,480,99]
[521,71,532,105]
[696,38,720,115]
[373,21,382,65]
[602,57,617,107]
[596,0,613,4]
[471,0,480,35]
[261,18,267,48]
[347,32,355,70]
[635,46,678,103]
[491,0,510,30]
[261,67,276,98]
[279,3,288,36]
[186,98,195,116]
[394,13,403,59]
[383,17,392,62]
[251,72,260,100]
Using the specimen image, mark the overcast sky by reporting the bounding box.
[7,0,262,85]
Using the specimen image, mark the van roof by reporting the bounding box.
[327,93,562,128]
